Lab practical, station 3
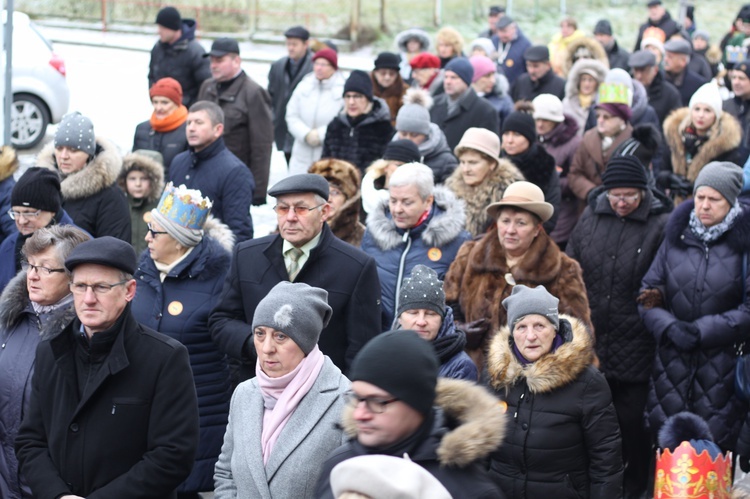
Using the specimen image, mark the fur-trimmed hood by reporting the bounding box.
[565,58,608,101]
[342,377,506,467]
[117,151,165,204]
[396,28,432,52]
[0,271,76,337]
[561,37,609,79]
[664,199,750,253]
[366,186,466,251]
[203,215,235,253]
[487,315,593,394]
[0,145,18,183]
[663,107,742,181]
[539,114,580,146]
[37,136,123,200]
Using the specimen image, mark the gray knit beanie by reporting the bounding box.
[502,285,559,332]
[150,210,203,247]
[397,265,446,318]
[693,161,743,205]
[55,112,96,156]
[396,103,432,136]
[251,281,332,355]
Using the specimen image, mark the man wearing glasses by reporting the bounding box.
[210,173,381,382]
[16,236,200,499]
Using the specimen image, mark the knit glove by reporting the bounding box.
[305,129,321,147]
[666,321,700,351]
[457,318,491,350]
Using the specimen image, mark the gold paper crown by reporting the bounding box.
[598,82,631,106]
[654,441,732,499]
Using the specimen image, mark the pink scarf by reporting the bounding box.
[256,346,325,465]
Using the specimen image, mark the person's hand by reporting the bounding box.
[457,318,491,350]
[667,321,700,351]
[636,288,664,309]
[741,455,750,473]
[305,129,321,147]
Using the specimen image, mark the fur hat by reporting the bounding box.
[486,181,554,222]
[689,82,723,120]
[308,158,361,201]
[396,88,433,136]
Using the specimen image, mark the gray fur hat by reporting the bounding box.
[55,112,96,156]
[502,284,560,332]
[251,281,332,355]
[693,161,743,205]
[397,264,445,318]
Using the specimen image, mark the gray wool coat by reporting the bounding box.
[213,357,349,499]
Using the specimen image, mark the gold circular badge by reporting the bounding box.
[506,59,514,67]
[427,247,442,262]
[498,400,508,413]
[143,211,153,223]
[167,301,183,316]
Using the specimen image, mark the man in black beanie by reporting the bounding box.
[314,330,506,498]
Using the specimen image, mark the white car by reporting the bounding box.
[5,11,70,149]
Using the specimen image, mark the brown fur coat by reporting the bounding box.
[372,73,409,127]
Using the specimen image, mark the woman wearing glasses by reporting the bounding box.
[214,281,349,499]
[0,225,89,498]
[131,183,234,498]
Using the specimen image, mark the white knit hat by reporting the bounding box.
[532,94,564,123]
[689,82,723,119]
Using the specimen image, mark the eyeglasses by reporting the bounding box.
[21,262,66,275]
[343,93,366,101]
[606,192,640,203]
[272,203,325,216]
[147,223,168,237]
[344,391,400,414]
[8,209,42,220]
[69,280,129,295]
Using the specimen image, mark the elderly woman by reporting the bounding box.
[487,285,623,498]
[444,181,590,366]
[371,52,409,125]
[563,58,607,135]
[308,159,365,247]
[132,77,189,176]
[446,127,524,237]
[639,161,750,453]
[395,265,477,381]
[132,183,234,496]
[214,281,350,498]
[395,28,431,83]
[0,225,89,498]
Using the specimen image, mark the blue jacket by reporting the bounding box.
[492,29,532,85]
[169,137,255,242]
[362,186,471,329]
[433,308,477,381]
[132,231,232,493]
[0,176,16,246]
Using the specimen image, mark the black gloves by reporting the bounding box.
[457,318,491,350]
[666,321,700,351]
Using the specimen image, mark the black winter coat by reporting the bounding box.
[567,187,672,382]
[640,201,750,451]
[430,88,500,150]
[605,40,630,71]
[646,71,683,125]
[634,11,682,52]
[509,69,566,102]
[268,51,314,152]
[132,119,188,175]
[668,69,709,107]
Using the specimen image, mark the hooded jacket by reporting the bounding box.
[568,124,634,201]
[314,378,507,499]
[559,37,610,79]
[413,123,459,184]
[487,316,624,499]
[37,137,131,242]
[117,152,165,254]
[563,58,608,136]
[0,146,18,245]
[361,186,471,329]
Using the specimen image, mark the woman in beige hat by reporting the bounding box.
[446,127,524,237]
[444,181,591,368]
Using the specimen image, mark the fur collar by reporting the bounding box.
[487,315,593,394]
[0,271,76,338]
[203,216,236,253]
[540,115,579,146]
[341,378,507,467]
[563,46,608,88]
[0,145,18,183]
[663,107,742,181]
[664,200,750,253]
[328,190,365,247]
[117,152,165,203]
[504,143,556,189]
[37,137,123,200]
[366,186,466,251]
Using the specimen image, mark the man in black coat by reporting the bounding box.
[510,45,566,102]
[724,63,750,158]
[631,49,683,124]
[15,237,199,499]
[430,57,500,150]
[594,19,630,71]
[633,0,682,52]
[663,38,708,106]
[208,174,382,381]
[268,26,314,165]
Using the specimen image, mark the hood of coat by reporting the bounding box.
[0,145,18,183]
[173,19,197,47]
[565,58,608,101]
[540,114,580,146]
[487,314,593,394]
[0,271,77,337]
[341,377,506,467]
[395,28,432,53]
[588,184,673,218]
[664,198,750,253]
[663,107,742,180]
[417,123,451,157]
[366,186,467,251]
[336,97,392,127]
[37,136,123,200]
[561,37,609,79]
[117,151,165,203]
[630,79,650,121]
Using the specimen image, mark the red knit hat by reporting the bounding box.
[149,77,183,106]
[313,48,338,70]
[410,53,441,69]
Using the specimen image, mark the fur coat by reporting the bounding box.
[309,159,365,247]
[372,72,408,126]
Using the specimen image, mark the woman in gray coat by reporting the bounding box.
[214,281,350,499]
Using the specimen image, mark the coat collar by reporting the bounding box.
[263,223,335,280]
[665,199,750,252]
[588,185,673,221]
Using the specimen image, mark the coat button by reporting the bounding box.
[69,423,79,432]
[521,423,528,430]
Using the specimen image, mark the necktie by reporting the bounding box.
[286,248,304,281]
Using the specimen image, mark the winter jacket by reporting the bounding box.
[148,19,211,107]
[605,39,630,71]
[268,51,314,152]
[15,308,200,498]
[0,273,76,499]
[563,58,608,135]
[548,29,587,76]
[208,223,382,380]
[413,123,458,183]
[445,156,524,237]
[286,71,346,175]
[559,37,610,80]
[479,75,514,130]
[510,69,566,102]
[214,357,349,499]
[492,30,532,85]
[116,152,165,255]
[431,88,500,151]
[361,187,471,329]
[723,96,750,161]
[487,316,624,499]
[169,137,255,242]
[0,147,18,246]
[199,71,273,205]
[37,137,131,242]
[640,200,750,451]
[321,98,394,175]
[315,378,507,499]
[645,70,683,125]
[132,223,233,493]
[132,119,188,175]
[431,307,478,380]
[568,124,633,201]
[583,79,661,135]
[666,68,709,107]
[634,10,682,52]
[372,72,409,126]
[567,187,672,382]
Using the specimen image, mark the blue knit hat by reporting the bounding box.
[445,57,474,86]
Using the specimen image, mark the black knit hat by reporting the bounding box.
[502,111,537,145]
[349,330,438,416]
[383,140,421,164]
[11,167,62,213]
[374,52,401,70]
[155,6,181,31]
[344,70,374,101]
[594,19,612,36]
[601,156,649,190]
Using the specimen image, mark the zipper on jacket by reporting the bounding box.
[391,230,413,327]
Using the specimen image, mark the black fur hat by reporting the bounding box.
[657,412,714,451]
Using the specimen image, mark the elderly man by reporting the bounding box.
[198,38,273,205]
[361,162,471,329]
[629,49,682,124]
[633,0,681,53]
[510,45,566,102]
[663,38,708,106]
[209,173,382,380]
[168,100,255,242]
[15,236,199,498]
[491,16,532,85]
[314,330,505,498]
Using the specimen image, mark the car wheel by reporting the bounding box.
[11,93,50,149]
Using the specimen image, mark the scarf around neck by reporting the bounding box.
[689,201,742,244]
[150,105,188,133]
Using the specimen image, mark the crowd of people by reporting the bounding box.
[2,1,750,498]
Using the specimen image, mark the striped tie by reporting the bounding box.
[286,248,304,281]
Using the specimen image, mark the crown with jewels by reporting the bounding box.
[654,441,732,499]
[156,182,213,231]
